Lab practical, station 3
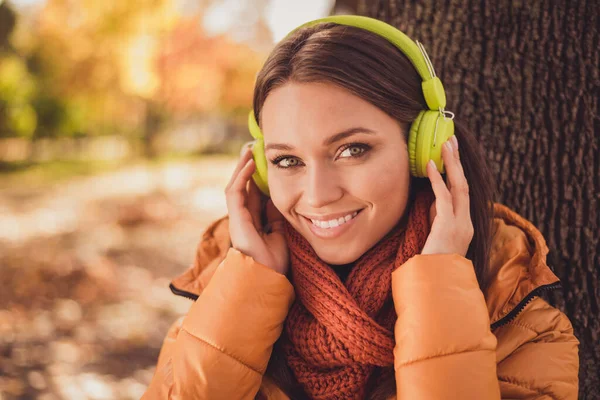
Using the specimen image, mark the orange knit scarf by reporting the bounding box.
[282,189,434,399]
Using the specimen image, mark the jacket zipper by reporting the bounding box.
[169,283,199,301]
[490,281,562,330]
[169,281,562,330]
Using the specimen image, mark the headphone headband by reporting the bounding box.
[286,15,447,111]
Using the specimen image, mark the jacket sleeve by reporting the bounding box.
[493,296,579,399]
[391,254,500,399]
[390,253,579,400]
[141,247,295,400]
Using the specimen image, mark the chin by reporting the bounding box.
[312,247,361,265]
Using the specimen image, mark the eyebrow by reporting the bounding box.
[264,127,377,152]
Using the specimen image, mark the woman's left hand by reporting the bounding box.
[421,135,474,257]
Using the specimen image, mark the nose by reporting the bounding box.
[304,165,344,209]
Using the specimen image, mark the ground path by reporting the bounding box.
[0,156,238,400]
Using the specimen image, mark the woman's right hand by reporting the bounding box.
[225,145,290,275]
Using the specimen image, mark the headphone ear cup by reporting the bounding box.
[251,139,270,197]
[247,110,270,196]
[408,110,454,177]
[408,111,425,177]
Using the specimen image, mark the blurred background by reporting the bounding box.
[1,0,598,399]
[0,0,356,398]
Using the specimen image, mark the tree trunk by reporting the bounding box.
[0,2,16,50]
[332,0,360,14]
[356,0,599,397]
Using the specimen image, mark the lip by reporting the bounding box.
[301,209,364,221]
[302,209,364,239]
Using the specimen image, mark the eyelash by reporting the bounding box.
[269,142,371,170]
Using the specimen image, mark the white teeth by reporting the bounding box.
[310,211,360,229]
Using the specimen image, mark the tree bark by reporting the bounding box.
[355,0,599,397]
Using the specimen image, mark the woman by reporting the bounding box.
[142,16,579,400]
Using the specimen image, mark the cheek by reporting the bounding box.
[362,156,410,200]
[267,177,295,213]
[267,166,306,207]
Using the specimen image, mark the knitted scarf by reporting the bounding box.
[281,188,434,399]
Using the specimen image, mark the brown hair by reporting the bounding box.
[253,22,498,400]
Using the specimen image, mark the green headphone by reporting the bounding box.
[248,15,455,197]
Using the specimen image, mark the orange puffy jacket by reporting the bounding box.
[141,204,579,399]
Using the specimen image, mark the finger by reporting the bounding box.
[442,138,470,218]
[226,158,265,250]
[427,159,453,217]
[229,157,255,199]
[225,157,255,218]
[441,139,452,192]
[247,177,263,231]
[451,135,465,176]
[240,141,254,157]
[428,199,437,227]
[225,146,253,192]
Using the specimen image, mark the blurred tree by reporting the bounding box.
[0,2,19,138]
[27,0,180,140]
[156,15,265,117]
[359,0,599,397]
[332,0,359,14]
[0,55,38,137]
[0,1,16,50]
[6,0,268,156]
[0,0,270,158]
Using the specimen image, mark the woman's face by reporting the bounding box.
[261,82,411,265]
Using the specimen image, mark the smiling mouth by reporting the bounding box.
[302,209,365,229]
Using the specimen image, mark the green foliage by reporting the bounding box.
[31,93,71,137]
[0,55,37,137]
[0,0,266,145]
[0,55,88,138]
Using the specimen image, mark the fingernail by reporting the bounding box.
[428,159,436,169]
[444,141,453,152]
[451,135,458,150]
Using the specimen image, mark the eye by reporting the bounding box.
[269,143,370,170]
[338,143,369,159]
[271,156,301,169]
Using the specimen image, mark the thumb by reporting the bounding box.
[265,199,285,233]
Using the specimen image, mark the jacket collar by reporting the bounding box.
[170,203,561,328]
[486,203,560,327]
